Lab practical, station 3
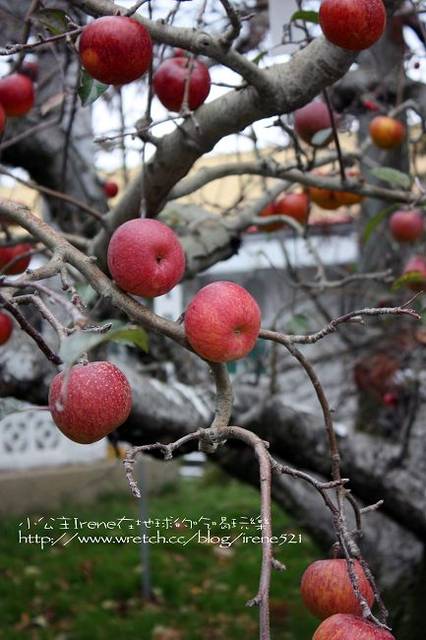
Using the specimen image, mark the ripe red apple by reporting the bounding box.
[389,209,424,242]
[294,100,334,146]
[107,218,185,298]
[313,614,395,640]
[79,16,153,85]
[153,56,211,112]
[0,243,32,275]
[103,180,119,198]
[20,60,39,82]
[0,311,13,345]
[49,361,132,444]
[369,116,406,149]
[402,255,426,291]
[0,102,5,135]
[275,193,311,224]
[184,281,261,362]
[259,202,283,232]
[301,559,374,620]
[0,73,35,117]
[319,0,386,51]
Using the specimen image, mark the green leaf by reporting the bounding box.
[370,167,412,190]
[362,204,398,243]
[59,321,149,366]
[74,283,97,306]
[290,10,319,24]
[311,128,332,146]
[34,8,69,35]
[79,69,109,106]
[250,50,267,66]
[286,314,310,334]
[392,272,425,291]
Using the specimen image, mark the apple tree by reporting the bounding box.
[1,0,426,638]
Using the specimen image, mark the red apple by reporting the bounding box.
[153,56,211,112]
[294,100,333,146]
[20,60,39,82]
[259,202,283,232]
[0,311,13,345]
[79,17,153,85]
[184,281,261,362]
[0,102,5,135]
[103,180,119,198]
[49,361,132,444]
[369,116,406,149]
[301,559,374,620]
[389,209,424,242]
[309,184,341,210]
[0,243,32,275]
[402,255,426,291]
[382,392,398,407]
[319,0,386,51]
[275,193,311,224]
[0,73,35,117]
[313,614,395,640]
[107,218,185,298]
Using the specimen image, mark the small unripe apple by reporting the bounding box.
[153,56,211,112]
[319,0,386,51]
[0,73,35,117]
[184,281,261,362]
[402,255,426,291]
[389,209,424,242]
[0,311,13,345]
[107,218,185,298]
[0,243,32,275]
[301,559,374,620]
[313,614,395,640]
[275,193,311,224]
[20,60,39,82]
[49,361,132,444]
[79,17,153,85]
[294,101,333,146]
[0,102,5,135]
[103,180,119,198]
[369,116,406,150]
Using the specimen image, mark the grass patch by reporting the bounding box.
[0,467,320,639]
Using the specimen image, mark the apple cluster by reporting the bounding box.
[48,218,261,444]
[301,559,395,639]
[78,17,211,113]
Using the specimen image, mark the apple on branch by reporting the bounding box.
[153,55,211,112]
[389,209,424,242]
[0,243,32,275]
[49,361,132,444]
[0,311,13,345]
[319,0,386,51]
[0,73,35,117]
[313,614,395,640]
[107,218,186,298]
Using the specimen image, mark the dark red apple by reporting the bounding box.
[103,180,119,198]
[402,255,426,291]
[301,559,374,620]
[294,100,333,146]
[389,209,424,242]
[369,116,406,149]
[49,361,132,444]
[259,202,282,232]
[0,73,35,117]
[313,614,395,640]
[0,311,13,345]
[153,56,211,112]
[184,281,261,362]
[107,218,185,298]
[0,243,32,275]
[0,102,5,135]
[319,0,386,51]
[79,16,153,85]
[275,193,311,224]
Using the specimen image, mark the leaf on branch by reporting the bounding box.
[369,167,413,190]
[311,128,332,146]
[59,321,149,365]
[362,204,398,242]
[34,9,70,35]
[79,70,109,106]
[392,272,425,291]
[290,10,319,24]
[286,314,309,334]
